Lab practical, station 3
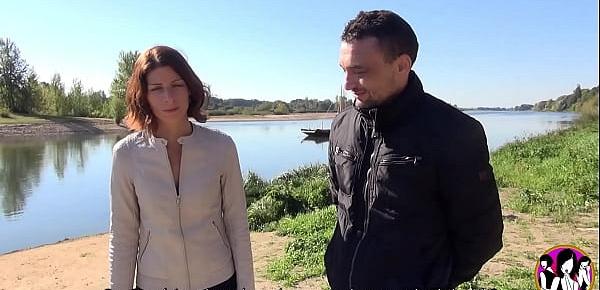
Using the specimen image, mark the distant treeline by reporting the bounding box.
[533,85,599,113]
[208,97,339,116]
[0,38,343,123]
[510,84,599,114]
[460,84,599,113]
[461,107,513,111]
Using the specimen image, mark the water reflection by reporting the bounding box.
[0,135,121,217]
[0,142,44,217]
[301,135,329,144]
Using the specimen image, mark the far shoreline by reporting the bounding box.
[0,112,336,138]
[207,112,336,122]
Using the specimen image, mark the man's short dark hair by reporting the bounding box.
[540,254,553,265]
[341,10,418,64]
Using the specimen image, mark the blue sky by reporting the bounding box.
[1,0,598,107]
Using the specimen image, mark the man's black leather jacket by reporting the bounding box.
[325,71,504,289]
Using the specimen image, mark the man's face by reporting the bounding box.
[339,37,409,108]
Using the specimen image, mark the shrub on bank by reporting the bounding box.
[0,105,10,118]
[243,164,330,230]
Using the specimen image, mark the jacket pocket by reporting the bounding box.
[136,229,167,279]
[212,220,230,250]
[375,154,436,217]
[379,155,422,166]
[333,146,357,196]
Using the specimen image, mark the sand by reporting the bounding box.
[0,232,297,290]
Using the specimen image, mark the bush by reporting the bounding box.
[290,175,329,210]
[247,195,285,231]
[245,164,331,230]
[244,171,268,206]
[0,104,10,118]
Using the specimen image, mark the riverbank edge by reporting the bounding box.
[0,112,336,137]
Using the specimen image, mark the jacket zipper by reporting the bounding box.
[177,195,191,290]
[162,143,191,289]
[379,155,422,166]
[335,146,358,162]
[348,110,380,288]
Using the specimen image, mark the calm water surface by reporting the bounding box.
[0,111,577,253]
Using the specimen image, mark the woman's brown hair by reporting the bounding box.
[125,45,209,132]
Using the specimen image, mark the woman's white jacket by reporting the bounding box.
[109,124,254,290]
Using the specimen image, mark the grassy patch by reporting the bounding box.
[266,206,336,286]
[0,112,50,124]
[0,113,96,125]
[244,164,330,231]
[491,120,599,221]
[458,266,536,290]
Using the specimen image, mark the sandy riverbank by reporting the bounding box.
[0,232,311,290]
[0,113,336,137]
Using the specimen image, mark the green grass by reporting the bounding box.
[0,112,51,124]
[491,120,599,221]
[0,112,105,125]
[457,266,536,290]
[266,206,336,286]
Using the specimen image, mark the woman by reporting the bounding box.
[550,248,579,290]
[108,45,254,290]
[577,256,591,290]
[538,254,556,290]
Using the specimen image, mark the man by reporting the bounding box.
[325,10,503,289]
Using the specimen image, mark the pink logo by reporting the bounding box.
[535,245,594,290]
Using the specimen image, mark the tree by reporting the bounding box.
[574,84,582,100]
[23,71,42,114]
[318,99,333,112]
[110,50,139,124]
[0,38,31,113]
[50,74,67,115]
[256,101,274,112]
[273,101,290,115]
[68,79,87,116]
[86,89,108,118]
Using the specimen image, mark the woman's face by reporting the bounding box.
[561,257,574,274]
[540,260,548,270]
[146,66,190,126]
[580,261,590,270]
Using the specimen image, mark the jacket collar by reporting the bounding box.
[354,70,424,129]
[137,121,199,147]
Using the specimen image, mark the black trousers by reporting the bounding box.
[134,273,237,290]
